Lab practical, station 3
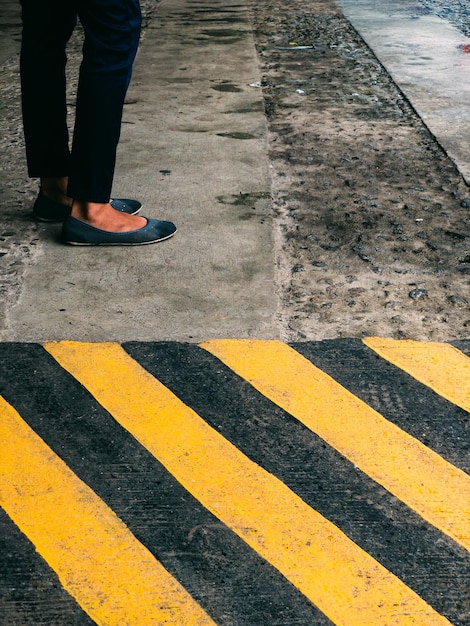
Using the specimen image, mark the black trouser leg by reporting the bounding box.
[20,0,142,202]
[20,0,77,178]
[68,0,142,202]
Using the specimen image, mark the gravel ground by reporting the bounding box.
[252,0,470,341]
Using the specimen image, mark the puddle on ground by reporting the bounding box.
[212,83,243,93]
[216,131,256,139]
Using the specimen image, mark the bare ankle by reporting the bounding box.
[70,200,147,232]
[41,177,71,205]
[71,200,109,221]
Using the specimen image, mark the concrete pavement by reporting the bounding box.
[1,0,470,342]
[339,0,470,185]
[1,0,278,342]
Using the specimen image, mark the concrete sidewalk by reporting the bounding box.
[339,0,470,186]
[2,0,470,343]
[0,0,279,342]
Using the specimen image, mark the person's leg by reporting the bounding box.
[68,0,146,231]
[20,0,77,204]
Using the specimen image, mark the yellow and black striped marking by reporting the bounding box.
[0,338,469,625]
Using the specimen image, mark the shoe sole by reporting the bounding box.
[34,216,66,223]
[63,228,176,246]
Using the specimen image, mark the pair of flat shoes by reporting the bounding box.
[33,194,176,246]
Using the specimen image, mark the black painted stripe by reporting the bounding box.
[453,339,470,359]
[0,506,94,626]
[292,338,470,473]
[123,341,470,626]
[0,343,331,626]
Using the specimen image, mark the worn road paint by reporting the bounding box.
[201,339,470,554]
[45,340,452,626]
[0,395,215,626]
[363,337,470,413]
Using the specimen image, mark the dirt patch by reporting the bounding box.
[251,0,470,341]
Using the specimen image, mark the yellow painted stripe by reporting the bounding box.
[200,339,470,554]
[363,337,470,413]
[45,341,452,626]
[0,395,215,626]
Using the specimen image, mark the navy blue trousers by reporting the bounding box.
[20,0,141,202]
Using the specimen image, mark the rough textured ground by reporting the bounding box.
[1,0,469,341]
[420,0,470,37]
[252,0,470,341]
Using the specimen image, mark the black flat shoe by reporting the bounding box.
[62,215,177,246]
[32,194,142,222]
